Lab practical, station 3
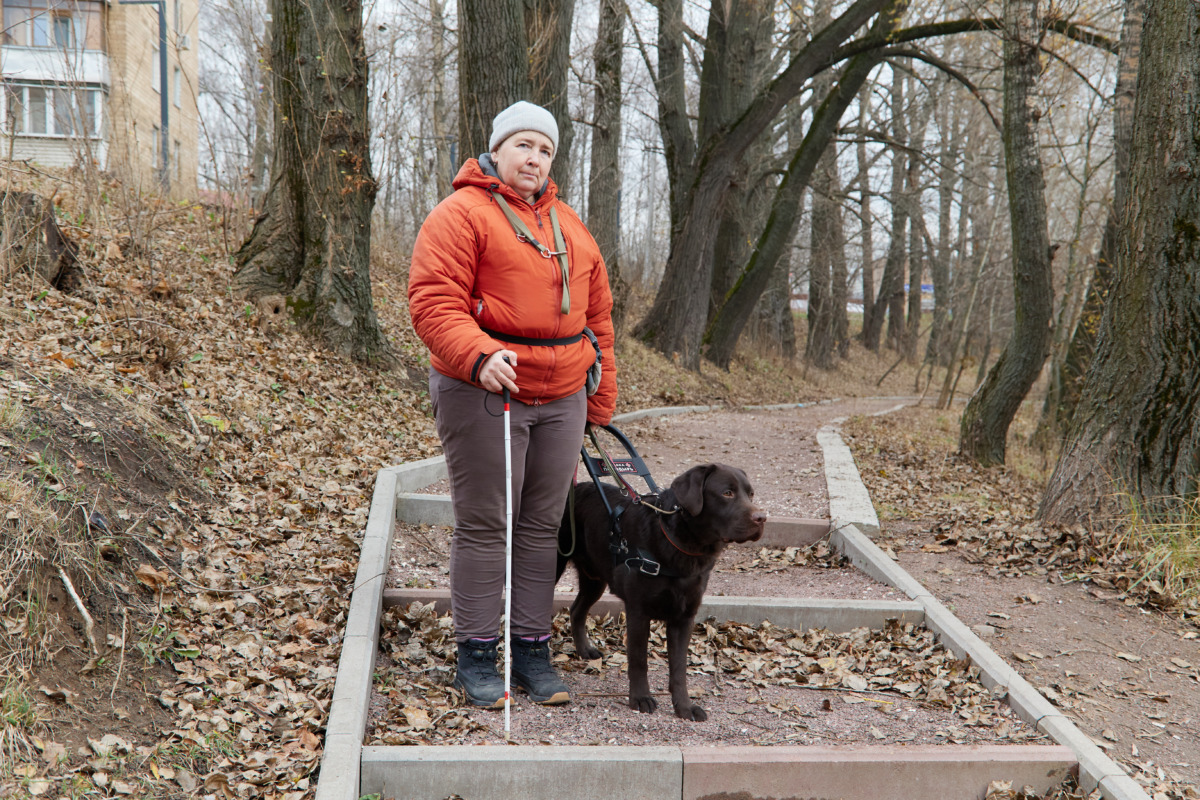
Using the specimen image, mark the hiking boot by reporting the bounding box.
[511,637,570,705]
[452,638,506,709]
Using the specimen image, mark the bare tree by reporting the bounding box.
[1040,0,1200,523]
[233,0,389,361]
[958,0,1053,465]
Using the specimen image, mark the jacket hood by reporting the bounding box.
[453,157,558,206]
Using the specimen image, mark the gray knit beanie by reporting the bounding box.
[489,101,559,153]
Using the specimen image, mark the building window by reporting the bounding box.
[174,0,182,34]
[51,13,73,48]
[2,83,102,137]
[151,125,160,165]
[173,66,181,108]
[174,139,181,180]
[2,1,105,50]
[152,46,160,92]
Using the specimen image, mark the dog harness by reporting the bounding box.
[576,425,695,578]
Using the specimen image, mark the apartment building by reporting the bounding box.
[1,0,199,195]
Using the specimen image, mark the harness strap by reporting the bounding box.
[481,326,582,347]
[490,191,570,315]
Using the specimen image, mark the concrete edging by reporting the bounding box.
[819,428,1149,800]
[318,400,1145,800]
[314,466,402,800]
[385,587,925,633]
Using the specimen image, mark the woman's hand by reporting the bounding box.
[478,350,519,394]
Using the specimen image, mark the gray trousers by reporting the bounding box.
[429,369,586,642]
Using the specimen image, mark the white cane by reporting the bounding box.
[501,374,514,739]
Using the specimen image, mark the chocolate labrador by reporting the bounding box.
[556,463,766,720]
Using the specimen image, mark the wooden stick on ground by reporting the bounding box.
[57,566,98,655]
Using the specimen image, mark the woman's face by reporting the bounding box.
[491,130,554,203]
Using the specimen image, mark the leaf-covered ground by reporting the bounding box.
[0,169,914,798]
[3,166,1194,800]
[844,408,1200,800]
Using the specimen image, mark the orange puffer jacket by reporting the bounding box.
[408,159,617,425]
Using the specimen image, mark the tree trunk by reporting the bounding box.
[958,0,1053,466]
[903,78,932,362]
[869,68,908,353]
[430,0,454,201]
[653,0,697,236]
[525,0,576,199]
[587,0,626,330]
[248,17,271,210]
[1046,0,1143,437]
[748,253,797,359]
[856,81,877,344]
[805,0,838,369]
[458,0,530,160]
[634,0,892,368]
[703,47,889,369]
[233,0,388,362]
[700,0,776,330]
[926,70,964,367]
[1039,0,1200,523]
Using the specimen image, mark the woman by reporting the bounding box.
[408,101,617,708]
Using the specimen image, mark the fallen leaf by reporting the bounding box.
[135,564,171,590]
[1115,652,1142,663]
[402,706,432,730]
[38,686,77,704]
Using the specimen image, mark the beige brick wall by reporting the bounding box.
[106,0,199,197]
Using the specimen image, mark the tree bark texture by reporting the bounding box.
[704,47,888,369]
[868,67,908,353]
[635,0,892,368]
[525,0,576,199]
[1049,0,1143,435]
[458,0,530,161]
[653,0,696,235]
[700,0,775,328]
[856,81,878,344]
[587,0,626,329]
[958,0,1053,466]
[233,0,388,361]
[1040,0,1200,523]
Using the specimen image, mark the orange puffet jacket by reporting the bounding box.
[408,159,617,426]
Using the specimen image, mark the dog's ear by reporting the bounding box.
[672,464,716,516]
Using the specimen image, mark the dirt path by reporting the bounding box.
[634,400,1198,795]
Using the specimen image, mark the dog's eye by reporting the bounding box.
[723,489,735,498]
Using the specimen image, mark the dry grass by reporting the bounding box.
[1120,495,1200,609]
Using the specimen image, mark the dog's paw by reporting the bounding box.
[675,703,707,721]
[578,642,602,661]
[629,694,658,714]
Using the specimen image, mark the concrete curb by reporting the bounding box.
[361,745,682,800]
[358,744,1076,800]
[681,744,1076,800]
[820,455,1148,800]
[314,466,401,800]
[818,427,881,535]
[385,587,925,633]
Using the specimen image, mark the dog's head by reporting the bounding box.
[670,463,767,544]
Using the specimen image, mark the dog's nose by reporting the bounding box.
[752,509,767,526]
